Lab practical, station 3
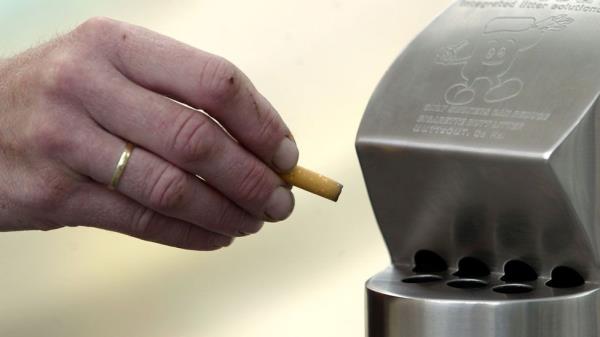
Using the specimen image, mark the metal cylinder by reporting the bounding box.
[367,267,600,337]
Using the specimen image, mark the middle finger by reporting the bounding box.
[67,125,264,237]
[78,68,294,221]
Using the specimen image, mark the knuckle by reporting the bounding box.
[72,17,124,59]
[27,119,74,156]
[131,207,159,238]
[199,56,242,106]
[214,202,238,232]
[26,169,74,211]
[42,51,85,95]
[175,223,195,249]
[256,109,282,143]
[236,161,272,206]
[172,113,219,164]
[212,201,258,237]
[147,165,188,212]
[75,17,118,39]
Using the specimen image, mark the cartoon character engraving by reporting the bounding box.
[435,15,574,106]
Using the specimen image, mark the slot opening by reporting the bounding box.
[403,275,443,284]
[413,250,448,273]
[454,257,490,278]
[501,260,538,282]
[447,279,488,289]
[493,284,534,294]
[546,266,585,288]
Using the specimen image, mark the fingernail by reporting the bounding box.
[265,187,295,221]
[215,236,234,248]
[272,137,299,173]
[287,133,296,142]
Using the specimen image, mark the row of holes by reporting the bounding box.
[404,275,534,294]
[403,250,585,290]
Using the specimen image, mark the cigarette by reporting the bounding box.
[280,166,343,202]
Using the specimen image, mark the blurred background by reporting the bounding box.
[0,1,449,336]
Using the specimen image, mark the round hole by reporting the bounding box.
[447,279,488,289]
[402,275,443,284]
[493,284,534,294]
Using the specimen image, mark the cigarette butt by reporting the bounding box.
[280,166,343,202]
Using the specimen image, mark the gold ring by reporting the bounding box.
[108,142,135,190]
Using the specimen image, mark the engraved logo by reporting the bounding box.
[435,15,574,106]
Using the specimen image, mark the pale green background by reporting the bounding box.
[0,1,449,336]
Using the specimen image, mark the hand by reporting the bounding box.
[0,17,298,250]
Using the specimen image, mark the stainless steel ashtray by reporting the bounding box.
[356,1,600,336]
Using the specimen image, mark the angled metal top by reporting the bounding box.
[358,4,600,156]
[357,1,600,279]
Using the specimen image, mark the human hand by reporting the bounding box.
[0,17,298,250]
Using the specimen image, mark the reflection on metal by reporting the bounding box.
[366,267,599,337]
[356,1,600,336]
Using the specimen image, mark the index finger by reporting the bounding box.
[77,17,299,173]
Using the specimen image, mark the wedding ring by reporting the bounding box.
[108,142,135,190]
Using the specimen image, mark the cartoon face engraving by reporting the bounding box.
[481,39,516,66]
[435,15,574,106]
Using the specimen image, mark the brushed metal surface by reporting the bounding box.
[367,267,600,337]
[356,1,600,279]
[356,1,600,336]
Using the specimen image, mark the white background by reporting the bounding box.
[0,1,449,336]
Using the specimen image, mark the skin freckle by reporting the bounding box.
[247,90,261,119]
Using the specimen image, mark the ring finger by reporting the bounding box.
[76,66,294,222]
[65,125,264,237]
